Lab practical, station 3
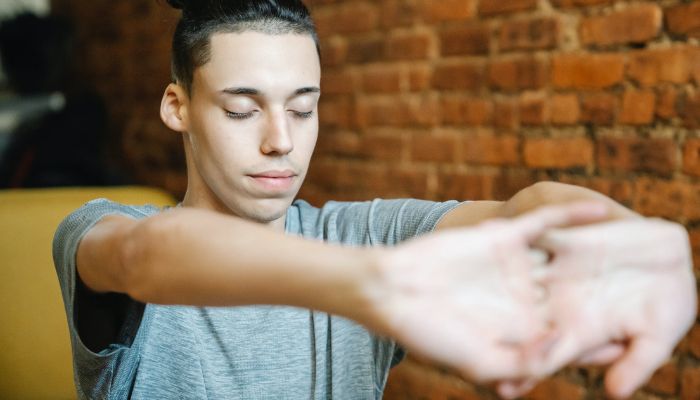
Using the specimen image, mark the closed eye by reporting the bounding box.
[291,110,314,119]
[226,110,255,120]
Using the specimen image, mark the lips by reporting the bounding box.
[247,170,297,192]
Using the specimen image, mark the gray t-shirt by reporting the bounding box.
[53,198,460,399]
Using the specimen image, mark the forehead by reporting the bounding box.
[194,31,320,96]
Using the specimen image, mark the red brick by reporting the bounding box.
[380,0,418,28]
[645,362,678,396]
[681,367,700,400]
[549,94,580,125]
[408,65,431,91]
[581,92,617,126]
[432,61,485,91]
[557,176,633,206]
[598,136,676,175]
[551,0,613,7]
[386,31,433,61]
[666,2,700,38]
[313,3,379,36]
[633,178,690,220]
[488,57,549,91]
[360,66,402,93]
[492,171,539,200]
[319,38,347,68]
[357,134,404,161]
[410,134,458,163]
[419,0,476,22]
[315,132,360,159]
[321,69,356,95]
[580,4,662,47]
[619,89,656,125]
[355,95,438,128]
[552,53,625,89]
[686,324,700,359]
[346,37,384,64]
[519,93,548,126]
[683,138,700,177]
[440,96,493,126]
[657,87,679,120]
[461,133,520,166]
[689,230,700,275]
[494,99,519,131]
[439,25,491,56]
[525,377,585,400]
[524,137,593,169]
[680,91,700,129]
[499,17,560,51]
[628,47,697,86]
[318,96,354,130]
[385,360,482,400]
[479,0,538,17]
[437,171,496,200]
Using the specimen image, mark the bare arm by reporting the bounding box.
[77,207,379,325]
[436,181,638,230]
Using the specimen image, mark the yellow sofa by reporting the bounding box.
[0,187,175,399]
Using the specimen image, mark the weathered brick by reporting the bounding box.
[549,94,580,125]
[440,96,493,126]
[551,0,613,8]
[686,324,700,359]
[318,96,354,130]
[319,38,347,67]
[680,91,700,129]
[346,37,384,64]
[628,47,697,86]
[681,366,700,400]
[519,92,548,126]
[439,25,491,56]
[321,69,356,95]
[494,99,519,131]
[524,137,593,169]
[380,0,418,28]
[461,133,520,166]
[437,171,495,201]
[633,178,689,220]
[580,4,662,47]
[488,57,549,91]
[598,136,676,175]
[479,0,538,17]
[385,31,433,61]
[683,138,700,177]
[408,65,432,91]
[411,134,458,163]
[355,95,438,128]
[552,53,625,89]
[313,2,379,36]
[357,134,404,161]
[432,61,485,91]
[360,66,402,93]
[666,2,700,38]
[314,132,360,159]
[419,0,476,22]
[525,377,585,400]
[580,92,616,126]
[657,87,679,120]
[499,17,560,51]
[619,89,656,125]
[645,362,678,396]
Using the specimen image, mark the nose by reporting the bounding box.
[260,109,294,155]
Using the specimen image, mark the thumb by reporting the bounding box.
[604,337,672,399]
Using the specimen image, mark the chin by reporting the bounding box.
[236,196,293,224]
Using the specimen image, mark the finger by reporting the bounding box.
[511,201,610,243]
[530,331,583,378]
[496,378,539,399]
[574,343,626,366]
[604,337,672,399]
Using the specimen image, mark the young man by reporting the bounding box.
[53,1,696,399]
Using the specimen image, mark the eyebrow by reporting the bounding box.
[221,87,321,97]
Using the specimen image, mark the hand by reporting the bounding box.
[370,202,610,384]
[533,218,697,399]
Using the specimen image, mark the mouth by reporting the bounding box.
[247,170,298,192]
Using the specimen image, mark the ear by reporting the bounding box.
[160,83,189,132]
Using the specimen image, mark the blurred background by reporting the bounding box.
[1,0,699,398]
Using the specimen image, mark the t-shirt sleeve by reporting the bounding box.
[312,198,462,246]
[52,198,159,398]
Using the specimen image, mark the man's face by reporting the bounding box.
[183,31,321,225]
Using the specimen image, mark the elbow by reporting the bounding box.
[119,215,170,303]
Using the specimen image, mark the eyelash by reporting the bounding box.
[225,110,314,120]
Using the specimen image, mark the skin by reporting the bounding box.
[74,30,697,399]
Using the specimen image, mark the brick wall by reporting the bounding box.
[51,0,700,398]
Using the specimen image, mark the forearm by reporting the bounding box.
[503,182,638,219]
[95,208,382,326]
